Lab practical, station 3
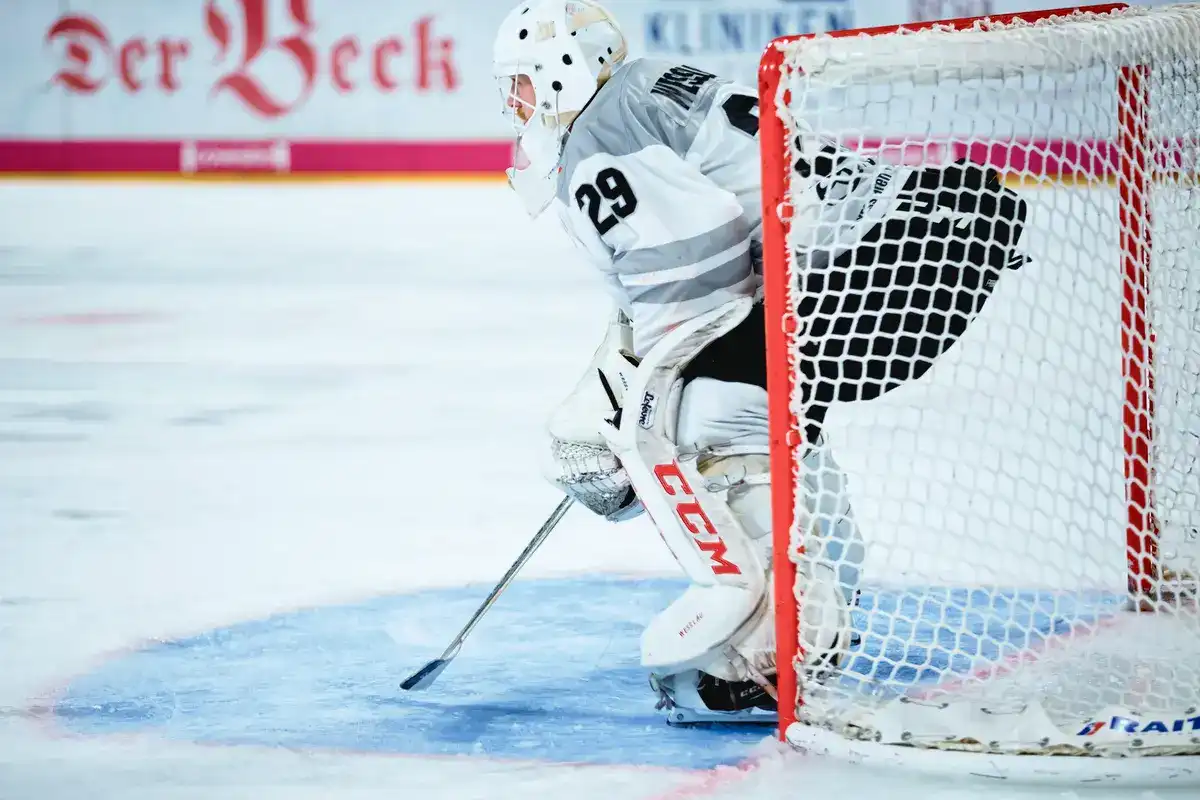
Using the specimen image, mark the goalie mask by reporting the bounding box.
[493,0,627,217]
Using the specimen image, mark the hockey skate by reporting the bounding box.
[649,612,861,727]
[650,642,861,727]
[650,669,779,726]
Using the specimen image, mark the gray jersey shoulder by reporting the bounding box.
[556,58,729,203]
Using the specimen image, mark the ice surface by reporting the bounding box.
[0,182,1193,799]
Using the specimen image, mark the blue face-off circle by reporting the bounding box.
[51,576,1120,770]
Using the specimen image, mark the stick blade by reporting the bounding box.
[400,657,452,691]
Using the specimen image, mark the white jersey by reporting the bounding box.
[554,58,914,358]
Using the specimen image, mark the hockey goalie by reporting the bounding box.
[493,0,1029,720]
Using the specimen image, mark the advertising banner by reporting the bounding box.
[0,0,1173,176]
[3,0,516,173]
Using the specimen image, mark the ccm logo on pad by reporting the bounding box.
[653,461,742,576]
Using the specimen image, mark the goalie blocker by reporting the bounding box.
[686,158,1029,444]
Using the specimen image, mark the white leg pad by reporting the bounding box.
[604,298,862,683]
[689,453,857,682]
[793,443,863,673]
[796,560,854,675]
[603,300,769,677]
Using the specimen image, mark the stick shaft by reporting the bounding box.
[436,496,574,657]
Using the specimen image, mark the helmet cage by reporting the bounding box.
[492,1,627,216]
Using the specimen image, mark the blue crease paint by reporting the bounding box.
[53,576,1120,769]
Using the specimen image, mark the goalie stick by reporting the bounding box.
[399,496,574,691]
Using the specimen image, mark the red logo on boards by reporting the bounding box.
[45,0,459,118]
[653,462,743,577]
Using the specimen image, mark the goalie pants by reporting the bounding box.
[683,160,1028,443]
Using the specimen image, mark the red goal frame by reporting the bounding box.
[756,2,1157,738]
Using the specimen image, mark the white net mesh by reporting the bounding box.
[769,4,1200,758]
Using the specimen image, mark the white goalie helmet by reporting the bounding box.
[493,0,628,217]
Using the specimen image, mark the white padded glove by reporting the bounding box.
[544,310,644,522]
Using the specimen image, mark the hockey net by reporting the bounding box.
[760,2,1200,775]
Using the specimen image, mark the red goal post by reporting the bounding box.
[756,2,1168,740]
